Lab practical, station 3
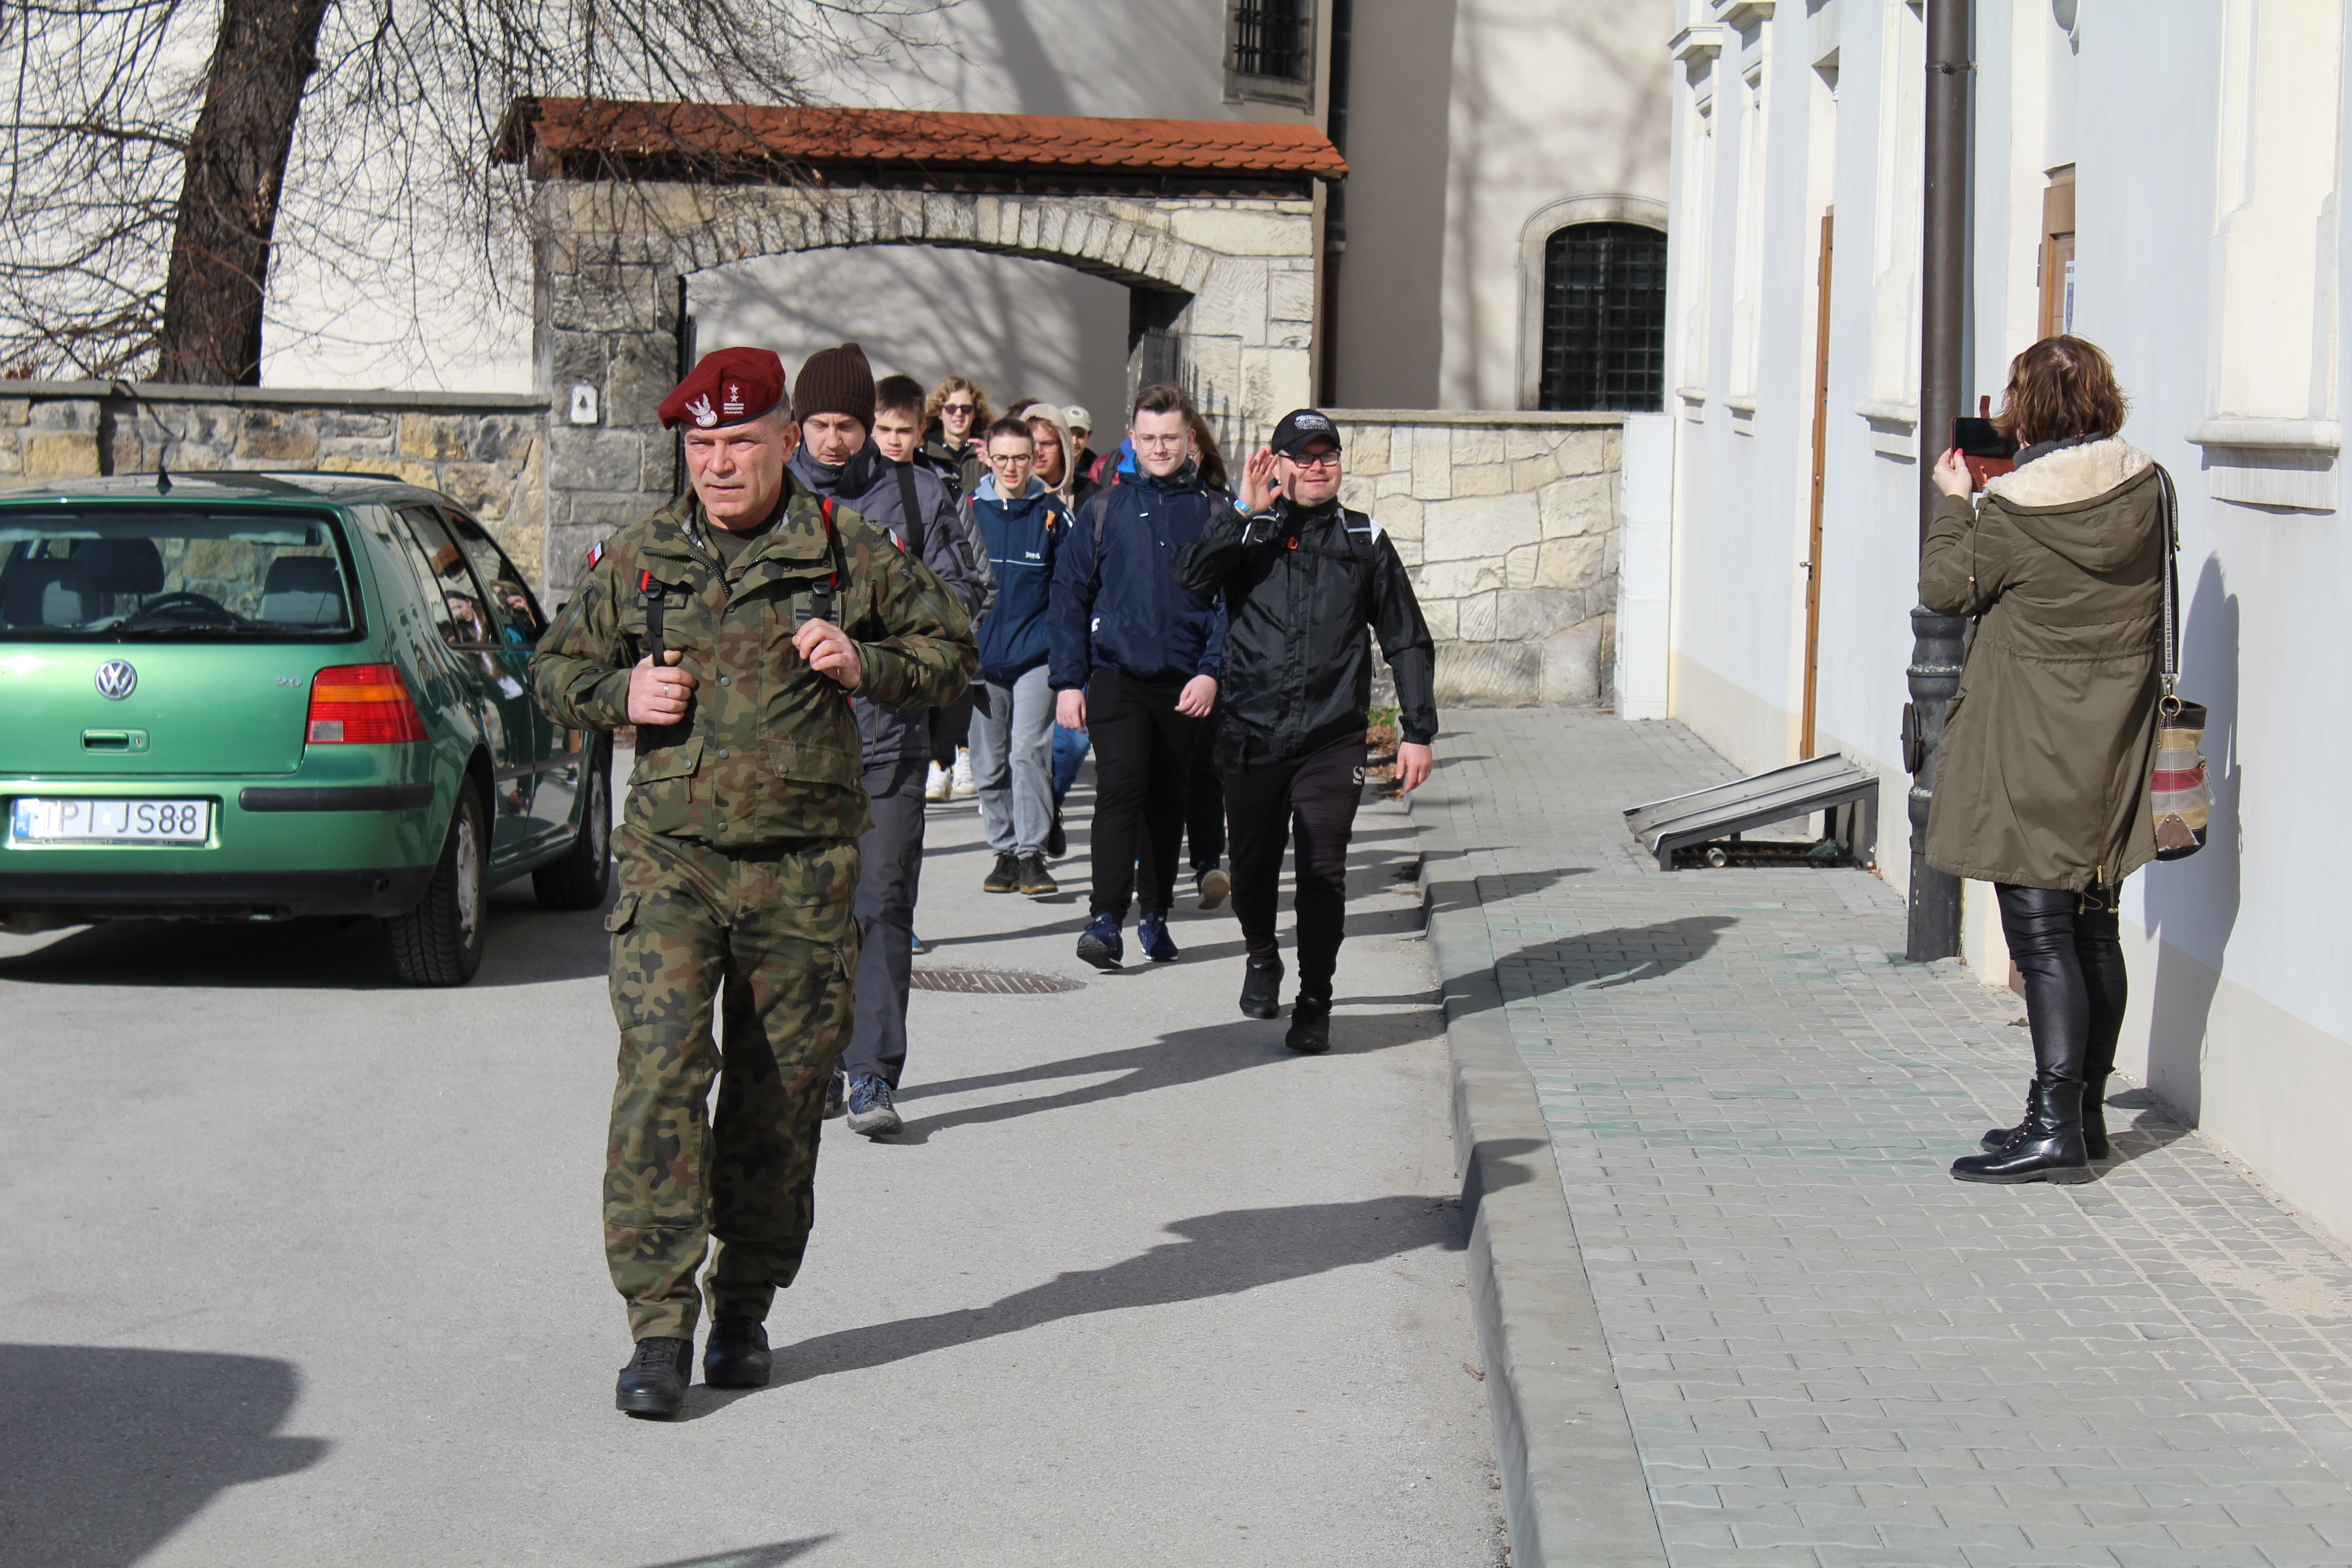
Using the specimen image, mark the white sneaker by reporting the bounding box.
[925,762,952,802]
[951,746,977,798]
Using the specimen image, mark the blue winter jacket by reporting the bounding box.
[969,473,1069,685]
[1049,463,1229,691]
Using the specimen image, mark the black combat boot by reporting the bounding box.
[1983,1073,2111,1159]
[1951,1081,2092,1184]
[1239,957,1284,1020]
[615,1336,692,1419]
[1285,995,1333,1054]
[702,1317,772,1389]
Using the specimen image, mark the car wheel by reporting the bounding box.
[532,738,612,911]
[388,782,488,986]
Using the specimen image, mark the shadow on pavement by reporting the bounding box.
[636,1541,833,1568]
[0,1344,328,1568]
[2097,1087,2197,1170]
[1462,915,1737,1014]
[689,1189,1483,1414]
[0,881,613,991]
[887,1006,1440,1144]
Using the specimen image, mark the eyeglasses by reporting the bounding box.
[1284,451,1342,470]
[1132,434,1188,450]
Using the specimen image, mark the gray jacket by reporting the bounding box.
[790,445,995,769]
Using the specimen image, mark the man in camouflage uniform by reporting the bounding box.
[531,347,974,1420]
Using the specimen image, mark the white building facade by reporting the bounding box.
[1658,0,2352,1238]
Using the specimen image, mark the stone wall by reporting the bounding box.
[1329,410,1622,706]
[0,382,549,588]
[532,181,1319,598]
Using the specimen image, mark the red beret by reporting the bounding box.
[658,347,790,431]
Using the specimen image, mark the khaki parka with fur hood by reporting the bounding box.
[1920,436,2166,893]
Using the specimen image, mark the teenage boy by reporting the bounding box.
[1172,409,1436,1054]
[785,344,993,1137]
[1049,384,1228,970]
[966,417,1070,897]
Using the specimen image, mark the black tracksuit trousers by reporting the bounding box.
[1222,730,1364,1000]
[1087,669,1205,919]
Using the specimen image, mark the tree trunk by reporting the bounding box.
[153,0,333,386]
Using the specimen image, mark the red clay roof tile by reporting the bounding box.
[494,99,1347,180]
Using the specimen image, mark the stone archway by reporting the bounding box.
[503,103,1341,591]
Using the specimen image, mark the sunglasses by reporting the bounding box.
[1284,451,1341,470]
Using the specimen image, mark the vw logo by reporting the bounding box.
[94,659,137,701]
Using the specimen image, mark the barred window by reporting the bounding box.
[1230,0,1312,82]
[1538,222,1667,412]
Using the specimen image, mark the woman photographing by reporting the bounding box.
[1923,335,2166,1186]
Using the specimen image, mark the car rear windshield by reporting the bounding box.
[0,508,359,641]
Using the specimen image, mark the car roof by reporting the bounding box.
[0,470,447,508]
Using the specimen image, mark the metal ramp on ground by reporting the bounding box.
[1624,754,1880,872]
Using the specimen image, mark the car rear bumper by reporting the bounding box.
[0,865,436,922]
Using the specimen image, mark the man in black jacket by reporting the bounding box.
[1172,409,1436,1053]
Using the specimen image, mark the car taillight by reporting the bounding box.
[306,663,427,744]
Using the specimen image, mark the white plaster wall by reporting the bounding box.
[1664,0,2352,1242]
[1429,0,1675,411]
[687,247,1130,431]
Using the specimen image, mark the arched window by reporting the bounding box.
[1537,221,1667,412]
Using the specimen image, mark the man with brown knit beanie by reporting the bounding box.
[782,343,993,1138]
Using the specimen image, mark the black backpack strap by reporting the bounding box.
[894,461,925,559]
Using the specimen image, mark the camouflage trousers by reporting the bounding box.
[603,823,861,1340]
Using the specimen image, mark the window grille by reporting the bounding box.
[1538,222,1667,412]
[1230,0,1312,83]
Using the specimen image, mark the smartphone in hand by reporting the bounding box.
[1951,416,2018,491]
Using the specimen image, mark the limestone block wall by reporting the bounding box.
[0,382,549,587]
[1328,410,1623,706]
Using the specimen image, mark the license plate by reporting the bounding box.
[10,798,212,844]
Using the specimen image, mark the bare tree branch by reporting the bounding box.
[0,0,951,381]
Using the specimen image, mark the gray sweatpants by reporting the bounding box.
[841,755,928,1088]
[968,663,1055,859]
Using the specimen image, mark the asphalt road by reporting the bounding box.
[0,760,1503,1568]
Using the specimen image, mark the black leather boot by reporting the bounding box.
[1285,995,1332,1054]
[1984,1073,2110,1159]
[1952,1082,2092,1184]
[616,1336,692,1419]
[1239,957,1284,1020]
[702,1316,771,1388]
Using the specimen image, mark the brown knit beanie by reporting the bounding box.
[793,342,877,430]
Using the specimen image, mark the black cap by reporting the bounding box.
[1269,407,1342,455]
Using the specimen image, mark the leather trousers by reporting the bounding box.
[1996,883,2129,1088]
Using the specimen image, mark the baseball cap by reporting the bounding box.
[1269,407,1342,456]
[1064,404,1093,433]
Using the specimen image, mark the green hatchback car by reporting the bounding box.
[0,470,611,984]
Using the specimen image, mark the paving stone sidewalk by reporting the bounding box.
[1434,710,2352,1568]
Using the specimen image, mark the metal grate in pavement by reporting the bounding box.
[908,966,1082,995]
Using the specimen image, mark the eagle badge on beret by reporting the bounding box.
[659,347,789,431]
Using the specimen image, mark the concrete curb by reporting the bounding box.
[1409,769,1669,1568]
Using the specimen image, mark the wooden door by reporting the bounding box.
[1800,210,1833,759]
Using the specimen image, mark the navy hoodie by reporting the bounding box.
[1049,463,1228,691]
[968,473,1068,685]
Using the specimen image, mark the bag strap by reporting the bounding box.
[894,460,925,558]
[2155,462,2182,715]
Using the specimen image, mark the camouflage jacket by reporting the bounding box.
[530,478,975,846]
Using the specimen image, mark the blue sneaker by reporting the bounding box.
[1138,909,1179,962]
[845,1074,902,1137]
[1076,913,1123,970]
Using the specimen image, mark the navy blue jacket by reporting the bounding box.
[1049,467,1229,691]
[968,474,1069,685]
